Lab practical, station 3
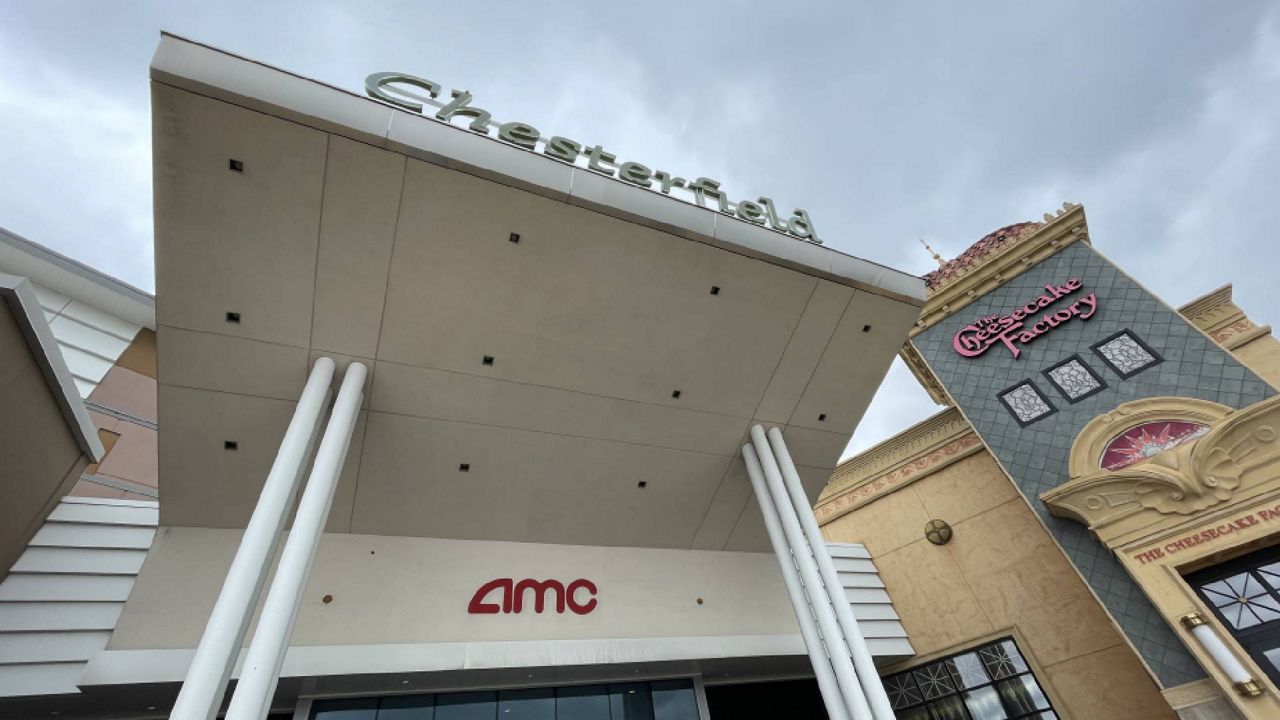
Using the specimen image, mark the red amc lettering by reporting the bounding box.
[566,578,598,615]
[467,578,598,615]
[467,578,511,614]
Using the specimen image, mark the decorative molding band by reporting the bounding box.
[1178,284,1236,329]
[817,408,983,525]
[1213,319,1272,350]
[910,204,1089,336]
[898,341,952,406]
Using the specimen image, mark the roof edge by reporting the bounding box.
[0,226,155,329]
[0,274,104,461]
[149,32,925,306]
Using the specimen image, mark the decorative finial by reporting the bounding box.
[919,238,946,267]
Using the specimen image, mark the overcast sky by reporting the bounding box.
[2,1,1278,458]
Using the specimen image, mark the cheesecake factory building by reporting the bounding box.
[3,31,1280,720]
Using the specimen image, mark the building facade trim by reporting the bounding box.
[909,204,1089,336]
[816,408,983,525]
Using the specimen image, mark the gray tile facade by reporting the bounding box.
[912,240,1275,687]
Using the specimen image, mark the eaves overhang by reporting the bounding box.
[149,32,924,307]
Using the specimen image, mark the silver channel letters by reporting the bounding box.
[367,72,820,244]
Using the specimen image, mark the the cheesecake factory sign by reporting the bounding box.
[366,72,820,244]
[953,278,1099,359]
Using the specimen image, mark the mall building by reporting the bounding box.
[1,30,1279,720]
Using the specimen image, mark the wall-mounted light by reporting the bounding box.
[925,519,952,545]
[1180,612,1264,697]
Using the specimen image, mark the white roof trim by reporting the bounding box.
[149,32,925,306]
[0,274,104,461]
[0,226,155,330]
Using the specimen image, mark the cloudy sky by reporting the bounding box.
[2,1,1278,458]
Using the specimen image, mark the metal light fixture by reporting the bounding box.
[1180,612,1264,697]
[925,519,952,545]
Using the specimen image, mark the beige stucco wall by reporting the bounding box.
[111,528,803,651]
[820,450,1176,720]
[0,306,88,578]
[1233,333,1280,389]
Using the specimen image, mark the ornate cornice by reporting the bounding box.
[816,407,982,525]
[1176,283,1273,350]
[909,203,1089,337]
[1043,396,1280,531]
[898,341,952,406]
[1178,284,1236,329]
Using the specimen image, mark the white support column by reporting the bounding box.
[767,427,897,720]
[224,362,368,720]
[170,357,336,720]
[749,425,873,720]
[742,444,852,720]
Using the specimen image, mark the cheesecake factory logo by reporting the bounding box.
[952,278,1098,359]
[366,72,820,243]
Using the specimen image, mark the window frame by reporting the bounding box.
[881,636,1059,719]
[1089,329,1163,380]
[997,379,1057,428]
[1042,354,1108,403]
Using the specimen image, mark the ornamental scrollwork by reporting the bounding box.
[1043,397,1280,531]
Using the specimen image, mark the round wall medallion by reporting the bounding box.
[925,519,953,545]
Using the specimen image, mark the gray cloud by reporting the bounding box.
[1,1,1276,457]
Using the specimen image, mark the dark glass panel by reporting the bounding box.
[960,685,1006,719]
[650,679,698,720]
[378,694,435,720]
[555,685,611,720]
[883,672,922,710]
[435,691,496,720]
[925,695,968,720]
[894,707,931,720]
[609,683,654,720]
[311,698,379,720]
[496,688,553,720]
[911,662,956,700]
[995,675,1049,715]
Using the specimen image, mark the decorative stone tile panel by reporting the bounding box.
[1045,357,1104,402]
[999,383,1054,425]
[1094,331,1160,378]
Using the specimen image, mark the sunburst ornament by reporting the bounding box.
[1100,421,1209,470]
[925,519,952,545]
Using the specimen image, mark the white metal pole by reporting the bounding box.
[767,427,897,720]
[749,426,873,720]
[169,357,336,720]
[224,362,368,720]
[743,445,852,720]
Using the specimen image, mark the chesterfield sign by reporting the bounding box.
[953,278,1099,359]
[366,72,820,244]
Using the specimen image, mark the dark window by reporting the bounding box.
[435,692,496,720]
[1188,543,1280,687]
[309,680,697,720]
[883,637,1057,719]
[703,678,825,719]
[1090,330,1161,379]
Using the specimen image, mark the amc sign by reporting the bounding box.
[468,578,598,615]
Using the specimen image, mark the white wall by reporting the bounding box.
[0,497,157,697]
